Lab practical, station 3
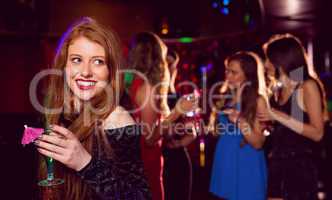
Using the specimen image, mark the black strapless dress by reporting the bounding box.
[78,125,151,200]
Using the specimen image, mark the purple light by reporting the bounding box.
[212,2,218,8]
[220,7,229,15]
[200,63,213,73]
[200,67,207,74]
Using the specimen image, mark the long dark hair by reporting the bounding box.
[265,36,310,81]
[265,34,327,114]
[226,52,266,127]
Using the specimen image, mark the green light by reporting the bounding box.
[244,13,250,24]
[124,72,134,87]
[328,100,332,112]
[178,37,193,43]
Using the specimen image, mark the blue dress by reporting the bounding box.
[210,112,267,200]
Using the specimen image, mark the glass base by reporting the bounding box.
[38,178,64,187]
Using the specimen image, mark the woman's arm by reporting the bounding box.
[35,125,91,171]
[77,154,122,198]
[35,125,141,197]
[223,96,267,149]
[169,68,178,94]
[135,83,197,146]
[134,83,161,146]
[238,96,267,149]
[270,80,324,142]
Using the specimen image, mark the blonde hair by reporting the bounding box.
[128,32,170,116]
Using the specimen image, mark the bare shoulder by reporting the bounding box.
[298,79,323,112]
[104,106,136,129]
[302,79,320,94]
[135,82,153,105]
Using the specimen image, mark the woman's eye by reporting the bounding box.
[71,57,81,64]
[93,59,105,65]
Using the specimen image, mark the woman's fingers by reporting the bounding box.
[35,125,91,171]
[37,147,65,162]
[38,133,68,148]
[257,111,271,121]
[258,116,269,121]
[223,108,236,115]
[177,96,198,114]
[35,139,65,155]
[50,124,75,139]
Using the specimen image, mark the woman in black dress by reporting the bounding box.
[261,34,328,200]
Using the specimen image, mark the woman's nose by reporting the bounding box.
[81,62,92,77]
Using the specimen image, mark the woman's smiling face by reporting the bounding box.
[65,36,109,101]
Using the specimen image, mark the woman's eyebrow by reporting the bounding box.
[69,54,81,57]
[91,56,106,59]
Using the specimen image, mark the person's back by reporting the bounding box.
[126,32,198,200]
[127,75,164,200]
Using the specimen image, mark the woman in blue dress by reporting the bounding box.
[210,51,268,200]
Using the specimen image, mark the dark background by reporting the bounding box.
[0,0,331,199]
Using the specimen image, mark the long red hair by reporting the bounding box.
[39,17,122,200]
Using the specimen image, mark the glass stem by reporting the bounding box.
[46,156,54,181]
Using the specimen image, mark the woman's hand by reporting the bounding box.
[166,139,182,149]
[175,93,199,115]
[35,124,91,171]
[256,106,277,122]
[223,108,240,123]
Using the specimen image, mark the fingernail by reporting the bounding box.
[45,130,51,135]
[34,140,39,145]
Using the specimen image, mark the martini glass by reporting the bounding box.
[38,128,64,187]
